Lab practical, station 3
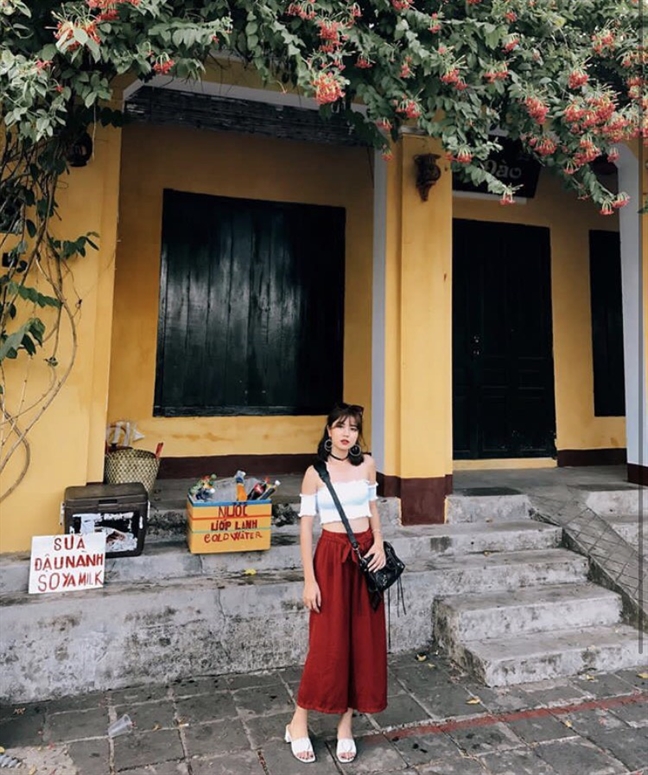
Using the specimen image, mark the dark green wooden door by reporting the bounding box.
[453,219,556,458]
[155,190,345,416]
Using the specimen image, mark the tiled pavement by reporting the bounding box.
[1,648,647,775]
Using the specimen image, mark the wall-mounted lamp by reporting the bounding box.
[67,131,93,168]
[413,153,442,201]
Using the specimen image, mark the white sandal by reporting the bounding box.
[336,737,357,763]
[284,724,316,763]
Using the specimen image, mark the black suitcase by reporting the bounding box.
[63,483,148,558]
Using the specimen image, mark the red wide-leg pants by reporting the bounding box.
[296,528,387,714]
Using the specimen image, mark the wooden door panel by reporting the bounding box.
[155,191,345,416]
[452,219,555,458]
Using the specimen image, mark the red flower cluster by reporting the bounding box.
[453,148,473,164]
[153,59,174,75]
[503,35,520,52]
[600,193,629,215]
[286,2,316,19]
[504,11,517,22]
[429,13,441,32]
[568,69,588,89]
[400,57,412,78]
[441,68,466,89]
[312,72,344,104]
[484,65,509,83]
[356,56,373,69]
[396,98,421,119]
[592,30,615,55]
[55,19,100,49]
[392,0,412,10]
[528,134,557,156]
[376,118,392,131]
[318,20,342,41]
[524,95,549,124]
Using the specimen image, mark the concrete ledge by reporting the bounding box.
[446,491,531,523]
[459,624,644,687]
[0,547,589,703]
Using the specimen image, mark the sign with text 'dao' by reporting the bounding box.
[29,533,106,594]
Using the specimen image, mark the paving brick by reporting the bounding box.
[66,738,111,775]
[446,721,522,756]
[325,734,409,773]
[369,693,430,727]
[229,670,284,690]
[609,700,648,728]
[189,750,265,774]
[535,737,628,775]
[182,718,250,757]
[562,708,629,738]
[174,692,237,725]
[117,763,189,775]
[0,711,46,746]
[507,713,576,743]
[113,729,185,772]
[570,672,639,698]
[417,755,491,774]
[231,683,294,719]
[44,706,111,743]
[260,737,338,774]
[171,675,229,698]
[479,746,560,775]
[114,699,177,733]
[593,728,648,771]
[109,684,169,707]
[390,730,463,766]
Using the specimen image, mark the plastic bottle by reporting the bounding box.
[262,480,281,499]
[235,470,247,502]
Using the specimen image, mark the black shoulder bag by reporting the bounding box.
[313,459,405,611]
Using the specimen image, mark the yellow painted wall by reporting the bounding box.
[107,125,374,459]
[381,136,454,479]
[453,171,625,453]
[1,124,122,552]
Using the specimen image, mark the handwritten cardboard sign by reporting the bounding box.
[29,533,106,594]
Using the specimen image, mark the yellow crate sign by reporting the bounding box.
[186,498,272,554]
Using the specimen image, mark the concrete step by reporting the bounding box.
[582,484,646,517]
[423,520,561,556]
[457,624,644,687]
[434,583,622,644]
[0,522,564,595]
[601,514,647,558]
[422,548,589,596]
[0,545,590,702]
[446,488,531,523]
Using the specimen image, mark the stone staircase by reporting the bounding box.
[600,514,647,560]
[433,489,644,687]
[0,485,645,703]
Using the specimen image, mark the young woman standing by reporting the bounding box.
[285,403,387,764]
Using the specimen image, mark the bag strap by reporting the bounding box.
[312,459,363,560]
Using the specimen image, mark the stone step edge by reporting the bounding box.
[434,584,623,640]
[0,525,565,595]
[0,549,591,607]
[455,624,645,686]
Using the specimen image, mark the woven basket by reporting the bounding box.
[104,447,160,495]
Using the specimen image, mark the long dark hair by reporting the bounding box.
[316,402,365,466]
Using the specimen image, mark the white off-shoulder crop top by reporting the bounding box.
[298,479,378,524]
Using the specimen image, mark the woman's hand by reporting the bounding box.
[303,580,321,613]
[364,540,386,573]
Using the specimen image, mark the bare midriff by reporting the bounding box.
[322,516,371,534]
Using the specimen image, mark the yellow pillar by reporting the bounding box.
[377,134,453,523]
[0,122,122,551]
